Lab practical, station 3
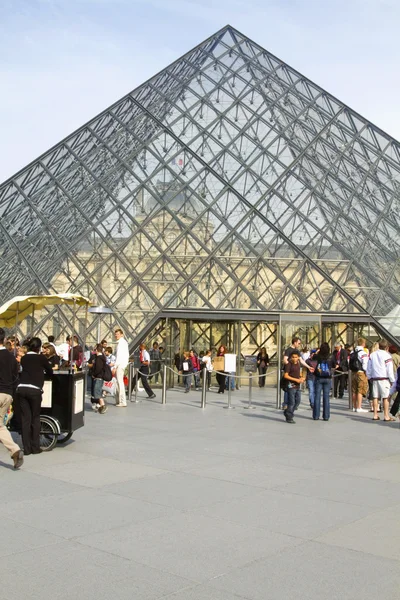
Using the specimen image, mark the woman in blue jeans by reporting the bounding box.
[313,343,334,421]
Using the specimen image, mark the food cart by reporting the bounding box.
[0,294,91,451]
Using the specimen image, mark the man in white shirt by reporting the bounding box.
[57,336,70,362]
[366,339,395,421]
[113,329,129,407]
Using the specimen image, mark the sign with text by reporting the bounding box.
[244,355,258,373]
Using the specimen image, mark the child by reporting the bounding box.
[104,346,116,367]
[283,351,305,424]
[201,349,213,389]
[189,349,201,390]
[91,344,108,414]
[180,351,193,393]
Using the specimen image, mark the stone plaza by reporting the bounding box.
[2,386,400,600]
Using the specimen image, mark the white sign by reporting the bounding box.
[224,353,237,373]
[74,378,84,414]
[41,381,52,408]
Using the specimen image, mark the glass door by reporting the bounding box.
[278,314,321,407]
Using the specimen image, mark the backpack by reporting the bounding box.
[396,366,400,394]
[102,361,113,382]
[349,350,363,372]
[317,359,331,378]
[280,373,288,391]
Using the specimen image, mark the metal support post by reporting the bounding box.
[348,371,352,410]
[128,362,134,402]
[162,364,167,404]
[201,366,207,408]
[134,367,141,403]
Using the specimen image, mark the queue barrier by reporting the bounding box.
[214,368,278,410]
[128,364,279,409]
[127,364,350,412]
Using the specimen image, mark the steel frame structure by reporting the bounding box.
[1,25,400,344]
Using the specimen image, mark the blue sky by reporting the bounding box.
[0,0,399,182]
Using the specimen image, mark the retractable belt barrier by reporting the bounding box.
[128,362,350,410]
[213,368,278,410]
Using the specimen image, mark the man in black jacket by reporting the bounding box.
[333,341,348,399]
[0,327,24,468]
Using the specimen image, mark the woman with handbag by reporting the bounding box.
[257,347,269,388]
[215,346,227,394]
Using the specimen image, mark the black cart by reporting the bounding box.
[39,370,86,450]
[9,370,86,451]
[1,293,90,451]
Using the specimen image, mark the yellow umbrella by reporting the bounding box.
[0,294,91,328]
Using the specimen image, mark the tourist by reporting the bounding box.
[350,337,369,413]
[283,338,314,371]
[306,349,318,409]
[201,349,213,389]
[301,346,310,362]
[367,342,379,411]
[57,336,70,363]
[131,343,156,399]
[257,347,269,388]
[0,327,24,469]
[366,339,395,422]
[113,328,129,406]
[190,349,201,390]
[215,345,227,394]
[47,335,57,351]
[389,345,400,372]
[149,342,162,383]
[282,337,314,408]
[90,344,108,414]
[70,335,83,368]
[42,342,60,370]
[180,351,193,393]
[313,342,334,421]
[174,353,182,384]
[104,346,115,366]
[389,360,400,418]
[101,339,108,351]
[283,350,305,424]
[332,341,348,399]
[16,337,53,455]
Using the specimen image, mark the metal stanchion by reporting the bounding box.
[244,371,256,409]
[134,368,141,403]
[162,364,167,404]
[223,374,234,409]
[201,366,207,408]
[128,362,133,402]
[348,370,352,410]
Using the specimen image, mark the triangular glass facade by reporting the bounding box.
[1,25,399,343]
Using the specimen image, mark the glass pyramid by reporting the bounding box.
[1,25,399,344]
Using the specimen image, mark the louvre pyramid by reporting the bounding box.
[1,25,400,343]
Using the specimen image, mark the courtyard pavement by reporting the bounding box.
[2,384,400,600]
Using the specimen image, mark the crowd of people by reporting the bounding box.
[2,323,399,469]
[282,336,400,424]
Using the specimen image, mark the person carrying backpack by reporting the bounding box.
[313,343,334,421]
[91,344,108,414]
[349,337,369,413]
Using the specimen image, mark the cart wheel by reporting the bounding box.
[39,418,58,451]
[57,432,73,445]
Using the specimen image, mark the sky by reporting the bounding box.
[0,0,399,183]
